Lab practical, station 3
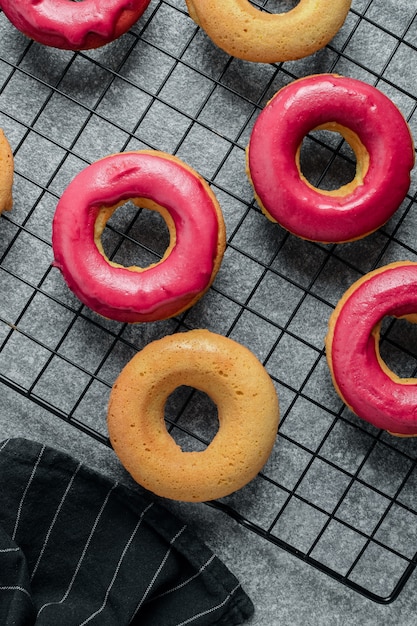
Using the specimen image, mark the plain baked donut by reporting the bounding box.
[107,329,280,502]
[0,129,13,215]
[247,74,415,243]
[326,262,417,436]
[52,150,226,323]
[0,0,151,50]
[185,0,351,63]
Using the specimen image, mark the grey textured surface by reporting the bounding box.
[3,384,417,626]
[1,0,417,623]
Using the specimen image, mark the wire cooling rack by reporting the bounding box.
[1,0,417,605]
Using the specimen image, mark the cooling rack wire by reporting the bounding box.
[1,0,417,605]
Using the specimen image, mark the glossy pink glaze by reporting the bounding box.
[248,74,415,243]
[328,263,417,435]
[52,152,222,323]
[0,0,150,50]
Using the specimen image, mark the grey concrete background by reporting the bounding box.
[1,1,417,624]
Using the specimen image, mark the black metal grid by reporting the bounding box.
[1,0,417,605]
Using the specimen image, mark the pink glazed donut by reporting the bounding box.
[0,0,150,50]
[247,74,415,243]
[52,151,226,323]
[326,262,417,436]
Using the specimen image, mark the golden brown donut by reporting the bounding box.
[185,0,352,63]
[0,129,13,214]
[107,329,279,502]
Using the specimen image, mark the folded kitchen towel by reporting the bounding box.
[0,438,254,625]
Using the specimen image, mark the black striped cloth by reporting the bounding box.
[0,438,254,625]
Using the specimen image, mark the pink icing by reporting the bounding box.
[248,74,415,243]
[52,151,222,323]
[328,262,417,435]
[0,0,150,50]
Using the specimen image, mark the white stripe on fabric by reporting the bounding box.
[133,524,187,615]
[149,554,216,602]
[0,438,10,453]
[30,461,83,581]
[12,444,45,541]
[174,582,242,626]
[0,585,32,600]
[36,482,118,618]
[78,502,154,626]
[0,547,20,553]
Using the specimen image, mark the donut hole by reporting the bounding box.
[299,128,356,191]
[164,385,220,452]
[376,316,417,381]
[298,125,368,194]
[96,200,173,270]
[261,0,301,14]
